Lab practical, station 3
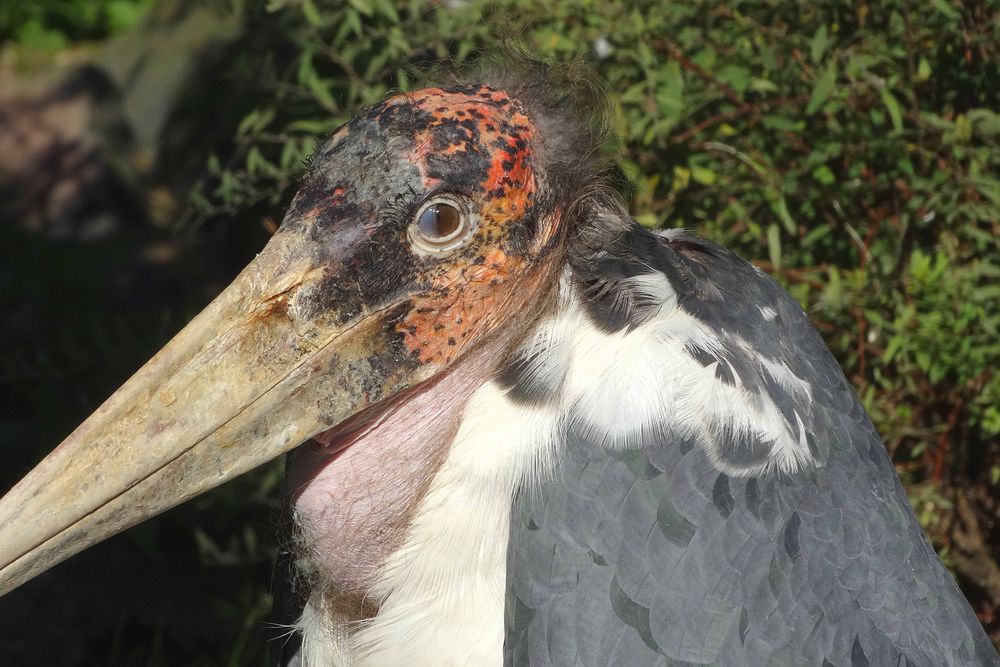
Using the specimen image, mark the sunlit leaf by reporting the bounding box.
[810,24,829,63]
[806,61,838,115]
[879,87,904,133]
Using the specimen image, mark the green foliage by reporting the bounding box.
[0,0,152,46]
[871,249,1000,436]
[198,0,1000,500]
[5,0,998,661]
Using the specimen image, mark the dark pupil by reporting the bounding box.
[418,204,461,239]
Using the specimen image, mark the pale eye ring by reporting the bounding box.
[408,195,475,253]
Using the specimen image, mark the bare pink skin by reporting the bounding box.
[285,337,507,620]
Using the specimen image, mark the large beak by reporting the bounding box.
[0,221,426,596]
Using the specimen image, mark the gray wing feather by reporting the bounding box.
[505,225,998,666]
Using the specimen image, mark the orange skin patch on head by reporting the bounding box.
[400,248,539,365]
[389,86,558,366]
[410,87,535,193]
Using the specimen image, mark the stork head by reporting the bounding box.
[0,68,609,595]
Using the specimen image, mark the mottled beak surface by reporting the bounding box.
[0,84,561,596]
[0,222,426,595]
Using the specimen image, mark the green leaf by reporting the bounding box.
[969,175,1000,205]
[348,0,374,17]
[761,114,804,132]
[883,335,904,363]
[15,18,67,50]
[237,107,276,136]
[930,0,961,20]
[307,78,337,110]
[106,0,145,32]
[691,166,716,185]
[973,285,1000,302]
[810,25,829,63]
[953,114,973,143]
[765,186,797,234]
[301,0,322,27]
[334,9,362,43]
[634,213,658,228]
[286,119,338,133]
[767,223,782,272]
[654,61,685,120]
[749,78,779,93]
[717,65,751,93]
[637,40,655,67]
[279,141,298,170]
[879,88,904,133]
[373,0,400,23]
[806,61,838,115]
[916,57,932,82]
[802,223,831,248]
[671,165,691,192]
[692,47,716,70]
[968,108,1000,136]
[812,165,836,185]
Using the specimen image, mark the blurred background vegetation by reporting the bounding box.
[0,0,997,663]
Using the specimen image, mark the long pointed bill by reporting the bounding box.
[0,224,427,596]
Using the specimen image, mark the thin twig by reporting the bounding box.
[672,95,808,144]
[753,260,829,290]
[900,0,928,174]
[653,40,750,109]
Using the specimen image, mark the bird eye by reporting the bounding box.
[408,195,475,253]
[418,204,461,238]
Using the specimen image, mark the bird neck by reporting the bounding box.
[285,326,513,662]
[287,268,568,665]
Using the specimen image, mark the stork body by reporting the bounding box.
[284,223,997,666]
[0,65,996,666]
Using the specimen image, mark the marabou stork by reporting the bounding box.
[1,63,997,667]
